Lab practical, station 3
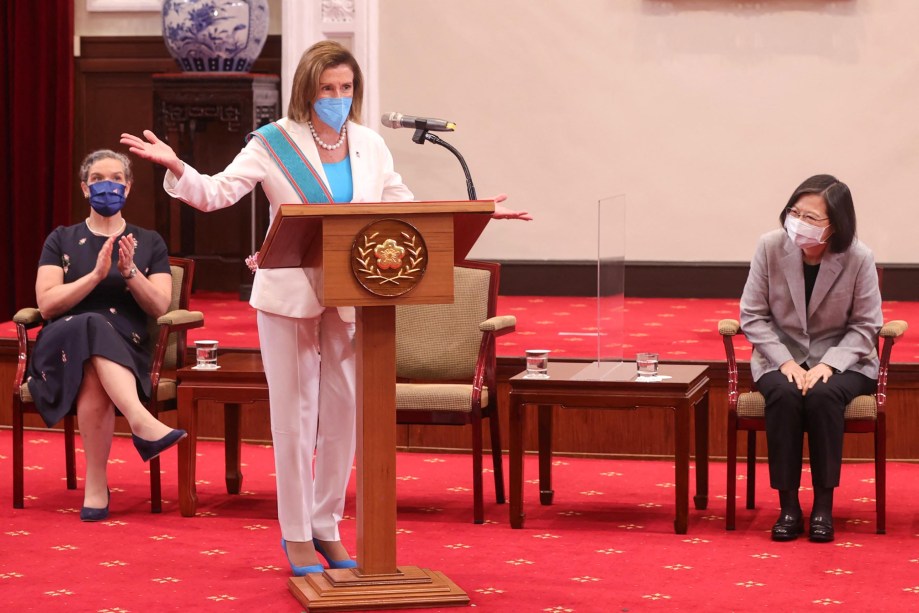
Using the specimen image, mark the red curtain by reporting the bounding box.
[0,0,73,319]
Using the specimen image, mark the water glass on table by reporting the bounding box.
[636,352,659,377]
[194,340,219,369]
[524,349,550,379]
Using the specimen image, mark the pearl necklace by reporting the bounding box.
[308,121,347,151]
[86,217,126,237]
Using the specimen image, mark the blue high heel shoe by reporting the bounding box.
[281,539,324,576]
[80,488,110,522]
[313,538,358,569]
[132,429,187,462]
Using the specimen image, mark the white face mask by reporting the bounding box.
[784,215,830,249]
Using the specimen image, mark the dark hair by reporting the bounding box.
[79,149,133,184]
[778,174,856,253]
[287,40,363,124]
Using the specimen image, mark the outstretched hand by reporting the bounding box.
[120,130,185,177]
[487,193,532,221]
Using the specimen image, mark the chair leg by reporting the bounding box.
[13,400,25,509]
[65,415,77,490]
[724,411,737,530]
[876,414,886,534]
[488,411,506,504]
[746,430,757,510]
[726,412,738,530]
[471,417,484,524]
[150,456,163,514]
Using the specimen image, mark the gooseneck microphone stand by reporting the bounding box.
[411,128,477,200]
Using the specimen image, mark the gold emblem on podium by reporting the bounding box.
[351,219,427,297]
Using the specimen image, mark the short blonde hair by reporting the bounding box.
[288,40,364,124]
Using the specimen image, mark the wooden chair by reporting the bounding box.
[395,260,515,524]
[720,318,908,534]
[12,257,204,512]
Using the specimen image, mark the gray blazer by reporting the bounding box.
[740,229,882,382]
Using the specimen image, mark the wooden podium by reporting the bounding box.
[258,201,494,610]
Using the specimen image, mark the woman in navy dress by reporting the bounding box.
[27,150,186,521]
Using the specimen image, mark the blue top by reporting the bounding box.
[323,156,354,203]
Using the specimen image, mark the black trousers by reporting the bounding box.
[758,368,876,490]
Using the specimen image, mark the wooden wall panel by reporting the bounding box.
[73,36,281,280]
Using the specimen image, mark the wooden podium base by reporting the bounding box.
[288,566,469,611]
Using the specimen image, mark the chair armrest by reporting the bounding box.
[880,320,908,339]
[480,315,516,337]
[719,319,740,336]
[13,308,44,329]
[156,309,205,330]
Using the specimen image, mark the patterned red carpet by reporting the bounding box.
[185,294,919,362]
[4,294,918,362]
[3,429,919,612]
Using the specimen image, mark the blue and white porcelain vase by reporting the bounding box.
[162,0,269,72]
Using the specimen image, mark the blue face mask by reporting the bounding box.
[312,97,352,133]
[87,180,126,217]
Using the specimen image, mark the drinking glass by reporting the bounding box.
[636,352,659,377]
[195,340,219,369]
[524,349,550,379]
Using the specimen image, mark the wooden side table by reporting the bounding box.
[176,352,268,517]
[508,361,710,534]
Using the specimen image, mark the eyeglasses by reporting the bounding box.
[786,207,830,226]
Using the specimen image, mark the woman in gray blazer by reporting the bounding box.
[740,174,882,543]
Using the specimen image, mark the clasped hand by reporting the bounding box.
[780,360,834,395]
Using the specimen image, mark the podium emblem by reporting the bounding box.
[351,219,427,297]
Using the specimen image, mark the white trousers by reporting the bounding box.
[257,309,356,542]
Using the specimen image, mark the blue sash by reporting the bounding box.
[247,122,333,204]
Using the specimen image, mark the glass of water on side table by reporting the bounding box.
[194,340,220,370]
[636,352,659,378]
[524,349,550,379]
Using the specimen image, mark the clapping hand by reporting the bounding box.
[117,234,137,278]
[93,237,115,282]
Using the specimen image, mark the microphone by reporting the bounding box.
[381,112,456,132]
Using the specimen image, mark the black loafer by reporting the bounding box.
[771,513,805,541]
[809,514,835,543]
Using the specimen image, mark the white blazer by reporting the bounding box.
[740,229,882,382]
[164,118,414,321]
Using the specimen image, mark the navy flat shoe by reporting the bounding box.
[132,429,187,462]
[80,489,110,522]
[281,539,324,576]
[313,538,358,569]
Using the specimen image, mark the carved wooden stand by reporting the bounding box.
[152,73,279,293]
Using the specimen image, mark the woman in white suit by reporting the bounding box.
[123,41,527,574]
[740,174,882,543]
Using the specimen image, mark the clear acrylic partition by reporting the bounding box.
[573,194,628,380]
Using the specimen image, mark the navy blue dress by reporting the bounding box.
[27,222,171,427]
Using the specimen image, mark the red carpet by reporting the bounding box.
[176,294,919,362]
[4,294,918,362]
[3,428,919,611]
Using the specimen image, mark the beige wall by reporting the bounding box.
[378,0,919,264]
[75,0,919,264]
[74,0,283,39]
